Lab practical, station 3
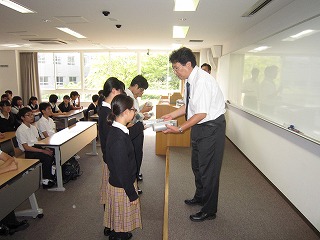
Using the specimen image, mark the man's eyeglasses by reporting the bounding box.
[129,108,137,112]
[172,64,184,73]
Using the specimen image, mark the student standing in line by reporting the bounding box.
[125,75,153,193]
[15,107,55,188]
[70,91,82,110]
[27,96,39,113]
[162,47,226,222]
[58,95,72,113]
[0,149,30,236]
[104,94,142,240]
[0,100,20,132]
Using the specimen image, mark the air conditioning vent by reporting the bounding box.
[189,40,203,42]
[28,39,67,45]
[242,0,273,17]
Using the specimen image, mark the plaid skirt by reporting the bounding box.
[104,182,142,232]
[100,163,109,205]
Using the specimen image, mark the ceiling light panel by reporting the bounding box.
[56,27,86,39]
[174,0,199,11]
[173,26,189,38]
[0,0,36,13]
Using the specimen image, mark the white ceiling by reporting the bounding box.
[0,0,295,51]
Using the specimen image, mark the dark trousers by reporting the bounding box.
[25,150,54,180]
[0,211,17,225]
[190,114,226,215]
[132,132,144,179]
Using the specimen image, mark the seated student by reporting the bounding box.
[58,95,72,113]
[0,100,20,132]
[86,94,99,118]
[37,102,56,139]
[49,94,65,117]
[5,90,12,103]
[11,96,24,116]
[27,96,39,113]
[70,91,82,110]
[1,94,8,102]
[15,107,55,188]
[0,149,29,236]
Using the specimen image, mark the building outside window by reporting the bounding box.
[56,76,64,88]
[68,56,75,65]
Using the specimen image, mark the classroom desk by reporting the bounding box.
[89,113,99,121]
[0,131,16,144]
[0,158,43,219]
[35,121,98,191]
[53,109,85,129]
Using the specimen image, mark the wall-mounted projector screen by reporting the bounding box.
[228,15,320,143]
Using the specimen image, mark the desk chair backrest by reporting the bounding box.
[11,136,24,158]
[0,139,15,157]
[87,109,94,120]
[68,117,77,127]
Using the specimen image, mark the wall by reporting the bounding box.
[217,0,320,232]
[0,50,20,95]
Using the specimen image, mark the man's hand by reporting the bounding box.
[163,124,179,134]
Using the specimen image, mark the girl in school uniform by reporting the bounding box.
[104,94,142,240]
[27,96,39,113]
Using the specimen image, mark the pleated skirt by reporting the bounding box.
[104,182,142,232]
[100,163,109,205]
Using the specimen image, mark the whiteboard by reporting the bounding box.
[226,15,320,143]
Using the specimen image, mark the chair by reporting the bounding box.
[68,117,77,127]
[87,109,94,120]
[0,139,15,157]
[11,136,25,158]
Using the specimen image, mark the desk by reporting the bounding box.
[89,113,99,121]
[0,131,16,144]
[156,102,190,155]
[0,158,43,219]
[53,109,85,129]
[35,121,98,191]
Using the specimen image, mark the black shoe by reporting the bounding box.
[138,188,143,195]
[184,198,203,206]
[43,180,55,189]
[8,220,29,235]
[104,227,112,236]
[109,232,132,240]
[0,224,10,236]
[189,211,216,222]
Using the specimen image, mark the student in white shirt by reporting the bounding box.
[15,107,55,188]
[37,102,56,139]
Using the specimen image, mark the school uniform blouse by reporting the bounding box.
[105,122,138,202]
[0,112,19,132]
[58,102,72,112]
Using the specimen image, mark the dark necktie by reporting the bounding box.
[185,82,190,120]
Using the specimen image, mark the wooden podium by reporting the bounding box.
[155,100,190,155]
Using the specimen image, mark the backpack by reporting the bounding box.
[62,157,82,184]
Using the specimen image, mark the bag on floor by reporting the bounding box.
[62,157,82,183]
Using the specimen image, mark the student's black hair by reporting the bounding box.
[130,75,149,89]
[201,63,211,71]
[1,94,8,100]
[28,96,38,106]
[49,94,58,103]
[18,107,32,120]
[5,90,12,95]
[92,94,99,102]
[98,77,125,107]
[63,95,70,100]
[70,91,79,97]
[169,47,197,68]
[98,90,104,96]
[107,94,133,124]
[0,100,11,107]
[39,102,51,113]
[11,96,22,107]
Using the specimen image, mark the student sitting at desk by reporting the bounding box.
[37,103,56,139]
[0,100,20,132]
[0,149,29,235]
[70,91,82,110]
[49,94,66,117]
[58,95,72,113]
[15,107,55,189]
[11,96,24,116]
[87,94,99,118]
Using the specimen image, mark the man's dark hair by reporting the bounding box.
[63,95,70,100]
[39,102,51,113]
[18,107,32,119]
[5,90,12,95]
[49,94,58,103]
[169,47,197,68]
[201,63,211,71]
[92,94,99,102]
[130,75,148,89]
[70,91,79,98]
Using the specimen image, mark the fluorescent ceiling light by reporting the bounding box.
[174,0,199,11]
[0,0,36,13]
[56,27,86,39]
[248,46,271,53]
[173,26,189,38]
[282,29,316,41]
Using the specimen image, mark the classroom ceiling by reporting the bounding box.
[0,0,295,52]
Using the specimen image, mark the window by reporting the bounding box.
[39,76,49,86]
[68,56,75,65]
[54,56,61,64]
[56,77,64,87]
[38,55,45,64]
[69,76,77,84]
